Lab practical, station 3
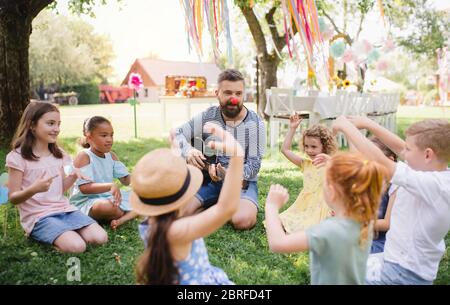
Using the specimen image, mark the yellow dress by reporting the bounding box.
[279,157,330,234]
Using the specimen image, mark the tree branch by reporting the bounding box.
[321,10,343,36]
[239,5,268,57]
[355,12,366,41]
[30,0,54,18]
[265,7,284,52]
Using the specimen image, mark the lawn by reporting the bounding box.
[0,104,449,284]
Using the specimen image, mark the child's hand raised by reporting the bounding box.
[331,116,352,135]
[265,184,289,210]
[347,116,373,130]
[204,122,243,157]
[312,153,331,168]
[30,172,58,194]
[289,113,302,130]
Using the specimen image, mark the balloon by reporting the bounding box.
[0,186,8,205]
[342,49,354,63]
[376,60,389,71]
[384,39,395,52]
[330,41,346,58]
[367,49,380,64]
[363,40,373,54]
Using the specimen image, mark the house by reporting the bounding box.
[121,58,222,102]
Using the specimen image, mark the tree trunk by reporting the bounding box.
[0,3,33,147]
[0,0,52,148]
[258,55,279,120]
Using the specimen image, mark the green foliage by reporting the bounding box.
[60,83,99,105]
[29,11,114,89]
[389,0,449,62]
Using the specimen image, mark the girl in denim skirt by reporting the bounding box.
[6,101,107,253]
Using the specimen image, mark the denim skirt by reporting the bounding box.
[30,210,95,244]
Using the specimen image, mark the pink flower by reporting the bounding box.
[128,72,143,90]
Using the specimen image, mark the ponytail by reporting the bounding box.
[79,116,111,148]
[136,211,178,284]
[326,153,386,247]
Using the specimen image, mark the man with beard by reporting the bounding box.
[174,69,265,230]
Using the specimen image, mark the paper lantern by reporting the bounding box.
[376,60,389,71]
[367,49,380,64]
[330,41,346,58]
[342,49,354,63]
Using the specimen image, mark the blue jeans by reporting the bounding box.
[366,256,433,285]
[195,180,259,209]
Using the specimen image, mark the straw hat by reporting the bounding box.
[130,148,203,216]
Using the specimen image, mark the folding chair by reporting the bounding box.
[266,87,296,150]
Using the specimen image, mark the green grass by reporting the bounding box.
[0,104,449,284]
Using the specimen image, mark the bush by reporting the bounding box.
[61,83,99,105]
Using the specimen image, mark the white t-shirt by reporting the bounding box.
[384,161,450,281]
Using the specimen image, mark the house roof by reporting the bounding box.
[122,58,222,87]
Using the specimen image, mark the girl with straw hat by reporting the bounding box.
[133,122,243,285]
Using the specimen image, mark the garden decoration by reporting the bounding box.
[128,72,143,138]
[280,0,331,90]
[179,0,233,64]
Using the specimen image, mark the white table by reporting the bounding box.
[159,96,216,131]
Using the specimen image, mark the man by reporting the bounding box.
[174,69,265,230]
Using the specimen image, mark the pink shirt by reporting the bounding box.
[6,150,77,235]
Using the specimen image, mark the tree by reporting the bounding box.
[29,11,114,89]
[234,0,298,119]
[393,0,449,63]
[233,0,371,117]
[0,0,116,147]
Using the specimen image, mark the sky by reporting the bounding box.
[54,0,450,84]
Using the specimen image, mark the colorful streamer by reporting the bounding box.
[179,0,233,64]
[281,0,331,88]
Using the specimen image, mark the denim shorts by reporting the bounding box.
[195,180,259,209]
[365,253,433,285]
[30,210,95,245]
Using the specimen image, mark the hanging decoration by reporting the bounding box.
[280,0,331,90]
[179,0,233,64]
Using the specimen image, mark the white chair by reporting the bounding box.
[266,87,294,151]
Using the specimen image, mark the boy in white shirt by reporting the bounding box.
[332,116,450,285]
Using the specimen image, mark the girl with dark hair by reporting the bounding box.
[70,116,138,229]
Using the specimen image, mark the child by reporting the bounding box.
[278,113,337,233]
[6,101,107,253]
[134,123,243,284]
[333,116,450,285]
[368,137,398,254]
[70,116,138,230]
[265,152,385,284]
